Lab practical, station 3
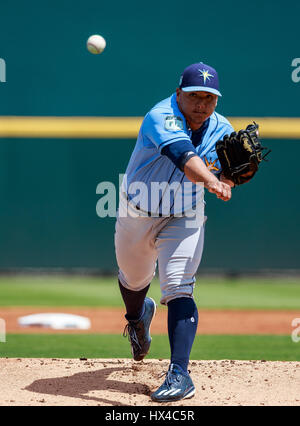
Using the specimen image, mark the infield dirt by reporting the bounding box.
[1,358,300,406]
[1,307,298,334]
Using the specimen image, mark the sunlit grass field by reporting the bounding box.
[1,334,298,361]
[0,275,300,309]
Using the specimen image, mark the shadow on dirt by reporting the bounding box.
[25,366,151,405]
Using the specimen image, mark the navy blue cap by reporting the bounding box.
[179,62,222,97]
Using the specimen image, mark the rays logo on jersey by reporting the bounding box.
[204,156,220,172]
[164,115,184,131]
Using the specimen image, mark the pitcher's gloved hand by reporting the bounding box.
[215,122,271,185]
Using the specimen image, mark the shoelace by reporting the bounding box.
[123,323,141,349]
[158,369,181,388]
[158,367,191,385]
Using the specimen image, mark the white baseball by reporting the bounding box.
[87,35,106,54]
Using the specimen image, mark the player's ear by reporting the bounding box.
[176,88,182,103]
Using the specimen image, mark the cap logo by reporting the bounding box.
[199,68,214,85]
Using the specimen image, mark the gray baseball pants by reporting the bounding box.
[114,198,206,305]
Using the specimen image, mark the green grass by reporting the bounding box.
[1,334,299,361]
[0,275,300,309]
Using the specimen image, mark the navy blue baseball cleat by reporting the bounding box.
[151,363,195,402]
[123,297,156,361]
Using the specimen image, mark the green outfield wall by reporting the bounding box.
[0,0,299,271]
[0,137,298,271]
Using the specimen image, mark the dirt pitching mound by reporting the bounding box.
[1,358,300,406]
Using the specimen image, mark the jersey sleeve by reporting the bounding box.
[142,109,191,152]
[161,140,197,171]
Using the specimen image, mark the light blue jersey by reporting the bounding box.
[121,93,233,216]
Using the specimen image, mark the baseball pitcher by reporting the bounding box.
[114,62,269,402]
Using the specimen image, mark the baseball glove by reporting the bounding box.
[215,122,271,186]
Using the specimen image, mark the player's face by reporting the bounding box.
[176,89,218,130]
